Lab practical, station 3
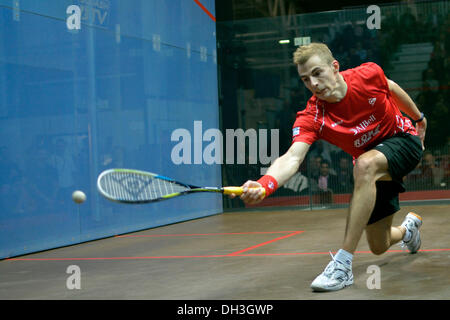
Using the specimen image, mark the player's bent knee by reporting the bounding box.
[370,247,388,256]
[353,152,389,185]
[353,158,376,184]
[368,243,389,255]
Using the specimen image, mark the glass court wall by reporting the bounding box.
[1,0,448,259]
[217,0,450,211]
[0,0,220,259]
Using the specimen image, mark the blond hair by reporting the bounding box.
[293,43,335,66]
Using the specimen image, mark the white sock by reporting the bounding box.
[335,249,353,267]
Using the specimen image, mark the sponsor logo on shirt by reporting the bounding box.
[368,98,377,106]
[395,115,414,133]
[293,127,300,137]
[354,124,381,148]
[350,114,376,135]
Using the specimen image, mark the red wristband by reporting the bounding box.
[257,175,278,197]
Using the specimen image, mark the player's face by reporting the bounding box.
[297,55,340,102]
[320,163,330,176]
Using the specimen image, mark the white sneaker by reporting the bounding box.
[310,252,354,292]
[400,212,422,254]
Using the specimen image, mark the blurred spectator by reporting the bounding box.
[398,7,417,44]
[313,160,339,205]
[26,147,58,213]
[317,160,339,191]
[50,138,76,206]
[420,151,445,189]
[0,147,26,214]
[283,171,309,195]
[355,42,368,62]
[444,138,450,185]
[427,6,443,32]
[308,155,322,180]
[335,155,354,194]
[308,141,338,170]
[348,47,362,68]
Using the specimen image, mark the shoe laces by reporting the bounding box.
[404,219,415,230]
[324,252,350,278]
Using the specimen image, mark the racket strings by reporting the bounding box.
[99,172,188,201]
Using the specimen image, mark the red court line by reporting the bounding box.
[115,231,300,238]
[5,248,450,261]
[227,231,304,256]
[117,230,304,257]
[193,0,216,22]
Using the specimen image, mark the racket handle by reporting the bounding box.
[222,186,266,197]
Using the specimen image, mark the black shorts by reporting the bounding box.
[366,133,423,225]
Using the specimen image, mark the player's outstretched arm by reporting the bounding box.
[237,141,310,205]
[388,79,427,148]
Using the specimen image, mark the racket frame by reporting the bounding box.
[97,168,245,204]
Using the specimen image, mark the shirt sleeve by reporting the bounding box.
[358,62,389,92]
[292,104,319,145]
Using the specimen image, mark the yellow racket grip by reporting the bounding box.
[222,186,266,197]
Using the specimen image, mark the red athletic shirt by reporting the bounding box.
[292,62,418,158]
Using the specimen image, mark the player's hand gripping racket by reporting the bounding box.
[97,168,265,204]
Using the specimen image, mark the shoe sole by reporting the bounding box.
[409,230,421,254]
[311,279,354,292]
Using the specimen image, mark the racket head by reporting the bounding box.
[97,168,193,204]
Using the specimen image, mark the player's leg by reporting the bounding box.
[366,212,423,255]
[364,180,404,254]
[342,149,391,254]
[311,134,423,292]
[311,149,389,292]
[343,132,423,254]
[365,215,405,255]
[363,134,424,255]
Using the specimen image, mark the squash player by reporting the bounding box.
[232,43,427,292]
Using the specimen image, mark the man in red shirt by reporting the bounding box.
[233,43,427,292]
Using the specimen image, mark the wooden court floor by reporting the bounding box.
[0,204,449,300]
